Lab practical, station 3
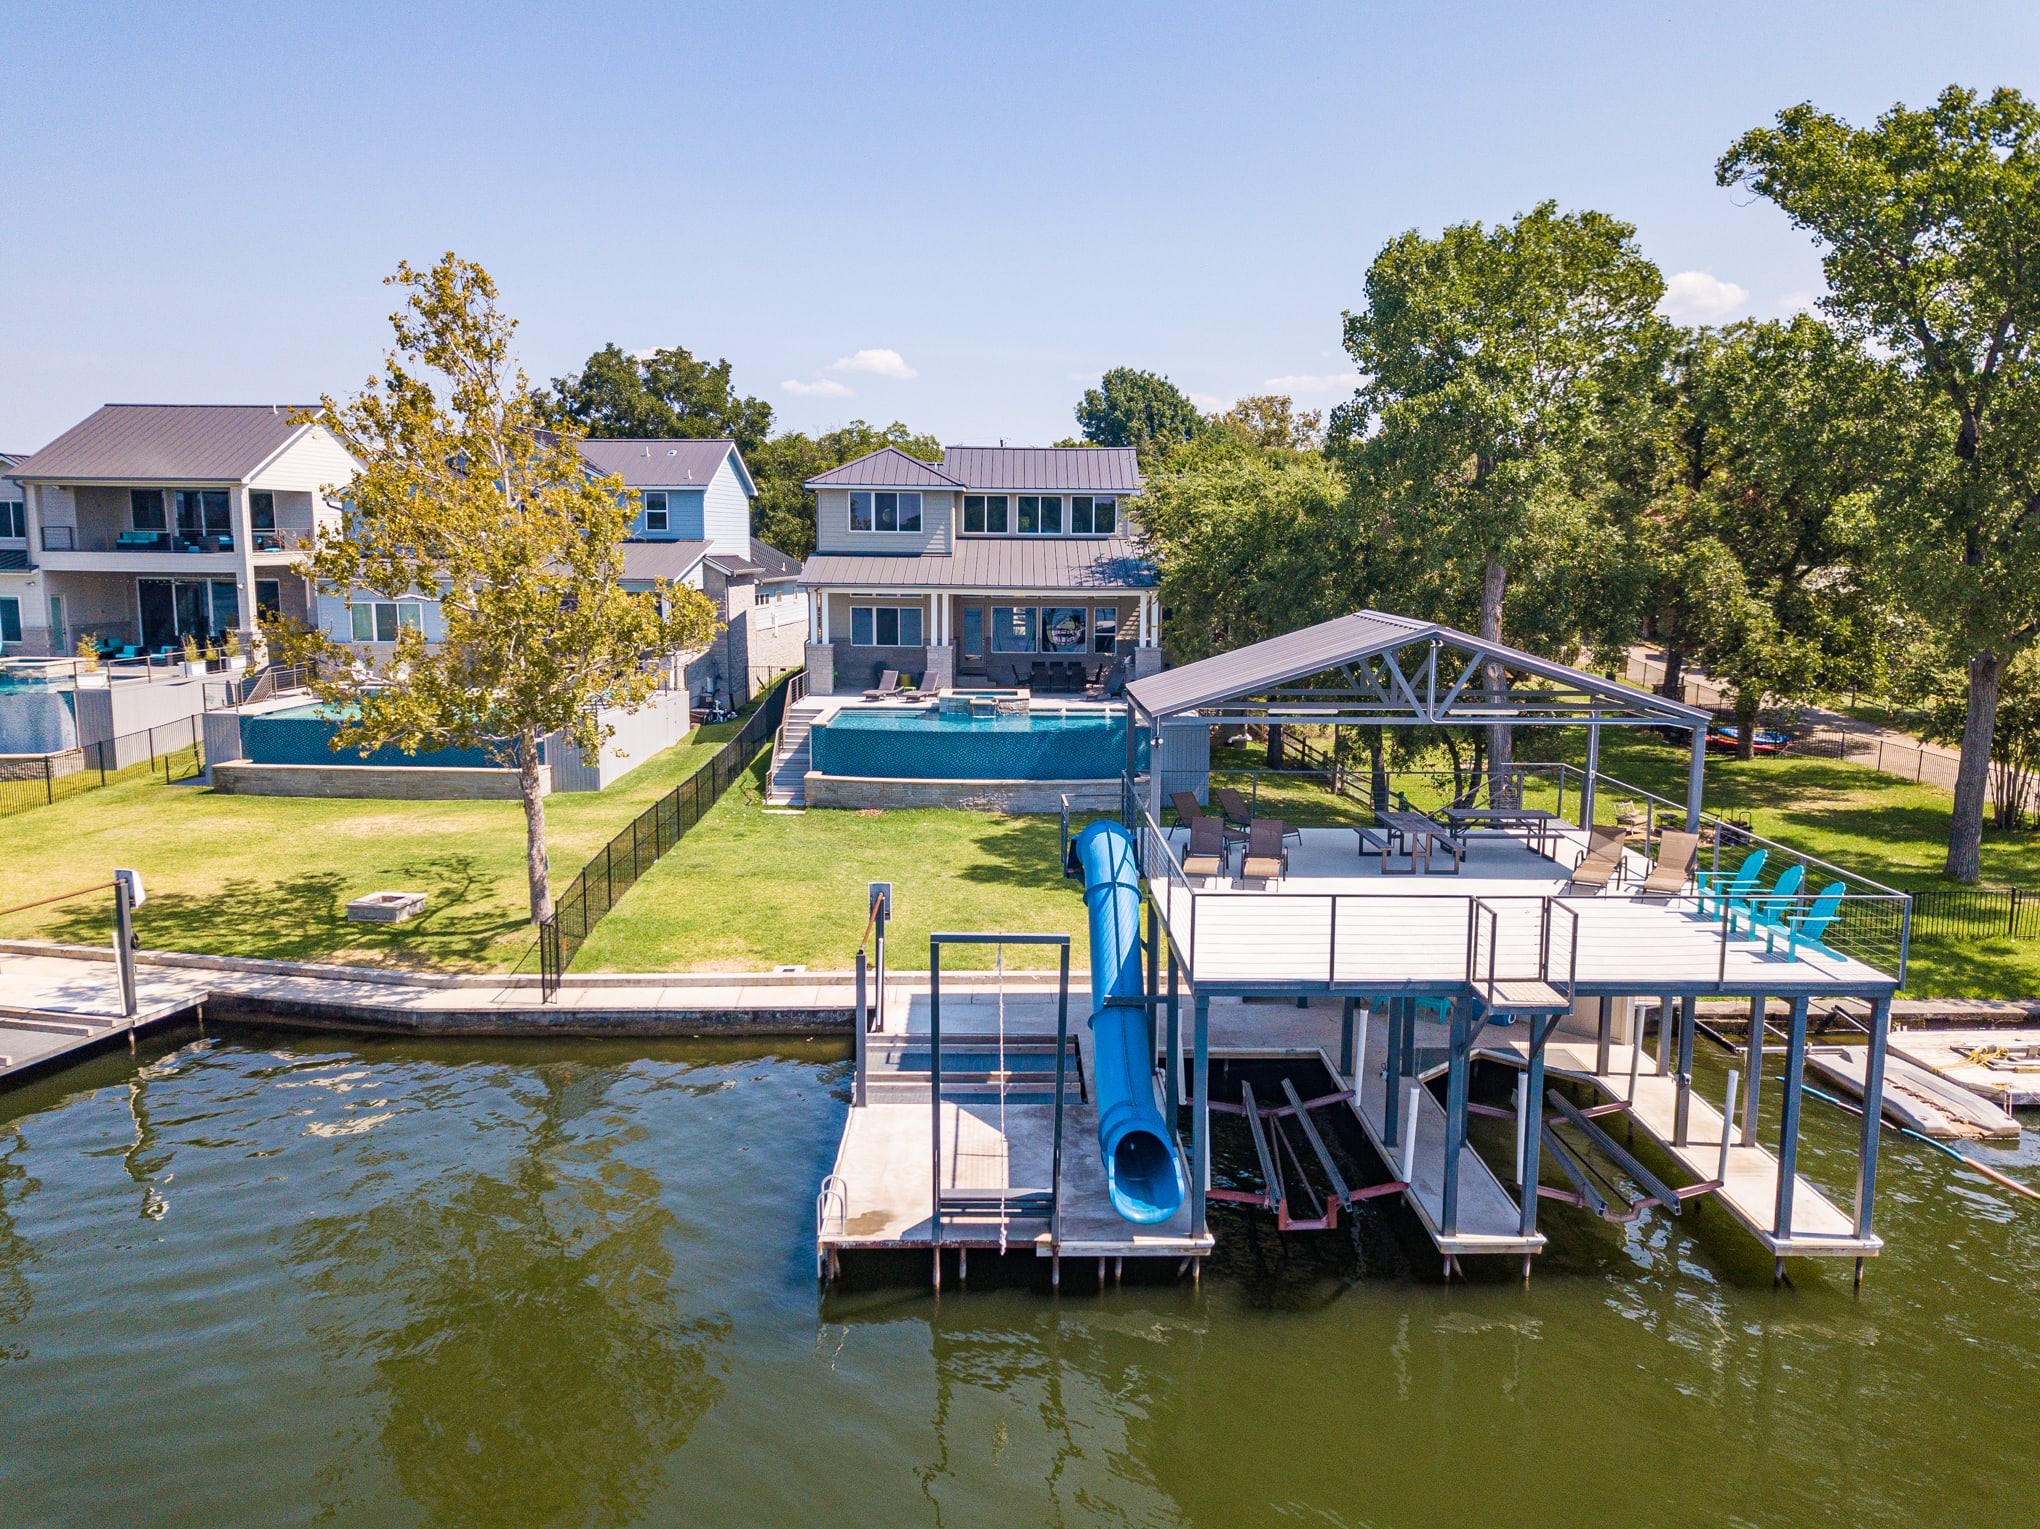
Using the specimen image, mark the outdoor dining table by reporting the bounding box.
[1376,809,1465,875]
[1440,805,1558,859]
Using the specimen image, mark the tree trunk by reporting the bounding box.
[1369,728,1389,814]
[1480,556,1514,805]
[518,725,553,923]
[1659,642,1686,704]
[1734,689,1760,762]
[1266,722,1284,771]
[1946,649,2002,883]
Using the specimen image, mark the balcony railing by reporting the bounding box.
[33,525,314,555]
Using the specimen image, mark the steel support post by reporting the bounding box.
[1854,994,1893,1240]
[1674,996,1697,1146]
[113,879,137,1019]
[929,942,944,1245]
[853,949,868,1107]
[1741,994,1766,1146]
[1191,995,1210,1239]
[1340,998,1357,1083]
[1581,717,1601,828]
[1657,995,1675,1076]
[1685,724,1706,831]
[1441,996,1472,1237]
[1382,997,1405,1147]
[1165,945,1182,1107]
[1519,1015,1551,1237]
[1595,994,1612,1076]
[1772,996,1811,1245]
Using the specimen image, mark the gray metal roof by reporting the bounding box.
[1127,610,1713,726]
[579,438,754,495]
[941,446,1141,493]
[799,535,1155,592]
[804,447,961,489]
[8,404,320,483]
[748,537,801,580]
[620,539,710,583]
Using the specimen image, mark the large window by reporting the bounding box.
[1042,607,1087,651]
[349,601,425,643]
[1093,606,1119,652]
[0,597,19,644]
[642,491,669,533]
[249,491,276,531]
[256,580,282,618]
[1071,496,1117,535]
[962,495,1010,534]
[1016,496,1064,534]
[848,605,925,647]
[848,491,922,533]
[961,493,1114,536]
[131,489,166,530]
[990,606,1038,653]
[0,501,23,540]
[175,489,231,539]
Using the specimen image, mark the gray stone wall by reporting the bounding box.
[803,773,1119,813]
[212,762,540,799]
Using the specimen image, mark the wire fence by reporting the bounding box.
[538,673,796,998]
[0,714,207,817]
[1908,886,2040,942]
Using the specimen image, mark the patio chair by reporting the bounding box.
[1695,848,1768,919]
[1180,814,1231,885]
[1770,880,1846,958]
[1564,825,1629,895]
[1217,787,1300,849]
[861,668,899,701]
[1240,819,1290,889]
[1637,829,1699,900]
[1735,863,1805,939]
[1170,790,1204,827]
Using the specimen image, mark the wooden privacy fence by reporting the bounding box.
[538,674,795,998]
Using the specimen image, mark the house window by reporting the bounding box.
[175,490,231,539]
[848,605,924,646]
[131,489,166,530]
[850,491,922,532]
[990,606,1038,652]
[249,491,276,530]
[0,597,19,644]
[256,580,281,618]
[349,600,424,643]
[1093,606,1119,652]
[643,491,668,533]
[210,580,240,632]
[1042,607,1087,651]
[1016,496,1037,534]
[1072,496,1118,535]
[0,501,23,540]
[962,606,984,658]
[962,495,1010,534]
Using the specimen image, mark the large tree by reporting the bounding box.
[1076,368,1205,461]
[1720,86,2040,879]
[281,255,721,924]
[544,343,774,453]
[1338,200,1670,797]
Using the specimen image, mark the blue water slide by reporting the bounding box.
[1072,820,1187,1224]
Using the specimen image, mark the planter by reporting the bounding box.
[74,670,108,689]
[226,655,248,673]
[182,660,206,678]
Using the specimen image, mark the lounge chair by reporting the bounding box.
[1217,787,1300,849]
[1638,829,1699,900]
[1695,848,1768,919]
[1169,790,1204,827]
[1239,818,1290,889]
[1564,825,1629,895]
[1737,863,1805,939]
[861,668,899,700]
[1180,815,1231,884]
[1772,881,1846,957]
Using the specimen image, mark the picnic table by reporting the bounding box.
[1377,809,1465,875]
[1440,805,1558,859]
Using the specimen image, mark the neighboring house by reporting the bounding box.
[797,445,1160,694]
[1,405,357,658]
[314,436,805,706]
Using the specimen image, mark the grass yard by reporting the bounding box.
[0,715,751,972]
[576,756,1095,974]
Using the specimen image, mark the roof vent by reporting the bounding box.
[641,445,651,456]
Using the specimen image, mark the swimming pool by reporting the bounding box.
[808,706,1143,780]
[239,702,503,769]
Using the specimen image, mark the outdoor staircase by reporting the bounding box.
[765,698,827,807]
[860,1034,1086,1104]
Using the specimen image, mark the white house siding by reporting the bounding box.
[702,456,751,558]
[249,426,358,501]
[812,487,955,556]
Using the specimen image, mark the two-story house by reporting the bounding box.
[1,404,357,658]
[313,436,805,707]
[796,445,1160,694]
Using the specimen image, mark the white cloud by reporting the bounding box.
[1774,290,1819,316]
[1659,271,1752,323]
[827,347,918,380]
[627,347,661,361]
[1188,392,1230,413]
[1261,372,1362,396]
[782,377,853,398]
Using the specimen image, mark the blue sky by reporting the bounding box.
[3,0,2035,452]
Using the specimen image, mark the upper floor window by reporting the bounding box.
[249,491,276,531]
[131,489,166,530]
[0,501,23,540]
[176,490,231,537]
[349,600,424,643]
[643,491,669,533]
[962,493,1116,536]
[849,490,921,533]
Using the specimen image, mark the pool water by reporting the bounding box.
[809,707,1143,780]
[239,703,500,769]
[0,1027,2035,1526]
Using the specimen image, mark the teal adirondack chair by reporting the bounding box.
[1694,848,1767,920]
[1771,881,1847,958]
[1734,863,1804,938]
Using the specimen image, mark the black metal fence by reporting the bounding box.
[1908,885,2040,942]
[537,674,796,998]
[0,714,207,817]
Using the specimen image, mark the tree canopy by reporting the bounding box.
[544,343,775,453]
[1721,84,2040,878]
[280,255,721,924]
[1076,368,1205,460]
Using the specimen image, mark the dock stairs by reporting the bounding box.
[861,1033,1088,1104]
[765,698,827,807]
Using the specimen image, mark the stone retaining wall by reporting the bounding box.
[211,761,539,800]
[804,772,1118,812]
[0,750,82,781]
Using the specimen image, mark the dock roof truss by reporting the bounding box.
[1125,611,1709,730]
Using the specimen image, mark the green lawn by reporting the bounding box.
[0,714,751,973]
[576,756,1094,974]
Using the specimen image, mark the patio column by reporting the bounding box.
[1773,995,1811,1249]
[1685,724,1706,830]
[1581,712,1601,829]
[1853,994,1893,1241]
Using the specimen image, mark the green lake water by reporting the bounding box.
[0,1024,2035,1528]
